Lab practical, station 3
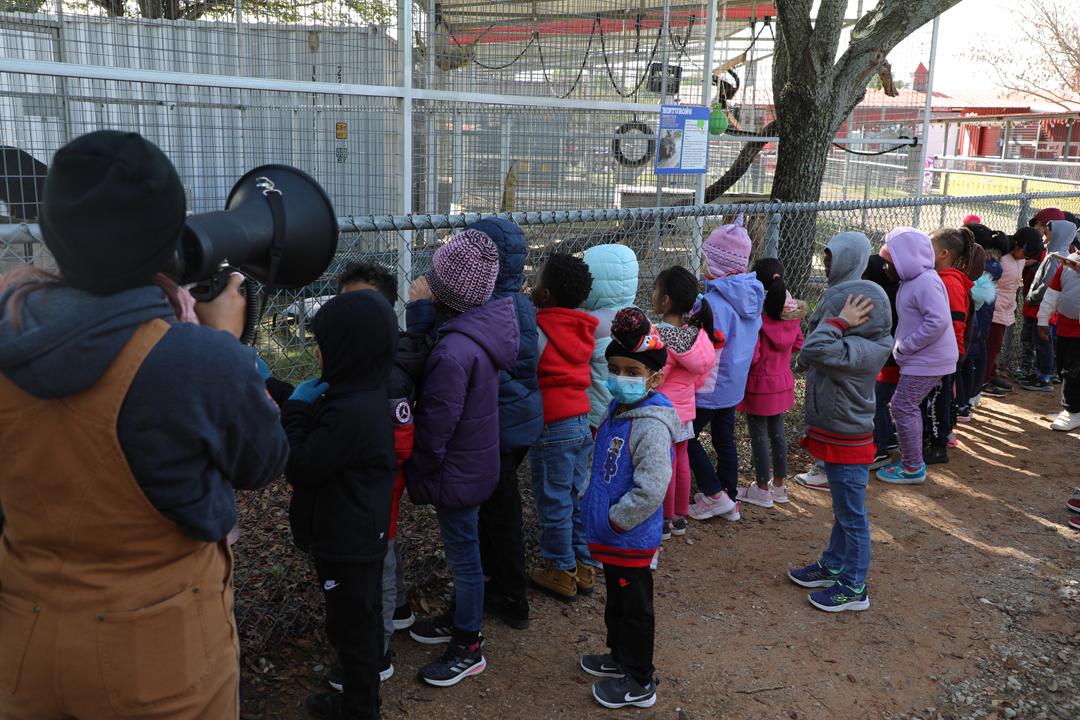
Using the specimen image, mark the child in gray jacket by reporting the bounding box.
[788,276,893,613]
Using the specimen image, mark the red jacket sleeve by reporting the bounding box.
[944,280,969,355]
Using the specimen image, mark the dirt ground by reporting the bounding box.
[242,387,1080,720]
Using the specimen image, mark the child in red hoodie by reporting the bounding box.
[925,227,977,465]
[529,253,599,600]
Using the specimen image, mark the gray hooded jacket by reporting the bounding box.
[1027,220,1078,308]
[808,232,873,327]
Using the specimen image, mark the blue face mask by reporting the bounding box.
[606,373,654,405]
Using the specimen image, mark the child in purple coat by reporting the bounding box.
[875,227,958,485]
[403,230,519,687]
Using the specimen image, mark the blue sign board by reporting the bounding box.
[654,104,710,175]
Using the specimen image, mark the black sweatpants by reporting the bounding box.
[603,563,655,687]
[924,372,954,449]
[314,558,384,720]
[1057,335,1080,412]
[479,448,529,602]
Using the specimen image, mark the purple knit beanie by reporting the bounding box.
[427,229,500,312]
[703,215,752,277]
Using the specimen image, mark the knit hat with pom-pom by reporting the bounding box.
[427,229,500,312]
[703,215,752,277]
[605,306,668,372]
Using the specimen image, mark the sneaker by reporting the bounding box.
[1051,410,1080,432]
[591,675,657,709]
[484,592,530,630]
[575,560,596,596]
[418,640,486,687]
[687,491,737,520]
[580,653,625,678]
[306,691,344,719]
[885,435,899,452]
[1052,374,1063,384]
[795,465,830,491]
[529,560,577,601]
[990,377,1013,391]
[969,393,982,407]
[787,561,842,588]
[327,661,390,691]
[946,433,959,448]
[393,603,415,631]
[381,651,394,682]
[808,582,870,612]
[409,611,454,645]
[662,520,673,541]
[768,481,789,504]
[736,484,773,508]
[955,410,972,423]
[1070,516,1080,531]
[981,383,1006,398]
[1020,378,1054,392]
[720,501,742,522]
[648,550,659,571]
[925,446,949,465]
[1014,369,1036,382]
[876,462,927,484]
[1067,492,1080,514]
[869,452,891,471]
[669,517,689,535]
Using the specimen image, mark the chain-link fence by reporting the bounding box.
[2,188,1079,652]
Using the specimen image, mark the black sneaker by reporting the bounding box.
[306,691,343,719]
[326,652,394,692]
[417,641,486,687]
[925,446,948,465]
[393,603,415,631]
[591,675,657,709]
[484,592,530,630]
[885,436,899,452]
[409,612,453,645]
[662,520,672,541]
[990,377,1013,391]
[669,517,688,536]
[869,452,891,470]
[1020,377,1055,393]
[981,383,1006,397]
[580,653,625,678]
[380,651,394,682]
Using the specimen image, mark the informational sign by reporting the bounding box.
[654,104,710,175]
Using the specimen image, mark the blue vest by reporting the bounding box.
[582,393,673,555]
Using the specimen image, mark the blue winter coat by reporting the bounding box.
[694,273,765,409]
[467,218,544,451]
[404,297,519,509]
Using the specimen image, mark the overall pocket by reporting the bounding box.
[0,592,40,697]
[96,585,210,715]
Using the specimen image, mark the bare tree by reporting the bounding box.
[51,0,393,23]
[969,0,1080,112]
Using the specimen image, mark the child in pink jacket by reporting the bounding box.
[736,259,804,508]
[651,266,719,537]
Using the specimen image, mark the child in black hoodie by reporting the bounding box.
[283,290,398,720]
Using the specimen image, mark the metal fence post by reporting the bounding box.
[938,172,950,227]
[1016,178,1030,230]
[764,209,781,258]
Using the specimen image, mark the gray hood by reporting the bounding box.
[827,232,872,285]
[1049,220,1078,255]
[619,397,682,436]
[0,283,174,398]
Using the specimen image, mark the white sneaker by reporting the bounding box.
[649,551,659,571]
[687,491,737,520]
[795,464,830,491]
[720,501,742,522]
[970,393,982,407]
[736,484,774,508]
[768,481,789,504]
[1051,410,1080,432]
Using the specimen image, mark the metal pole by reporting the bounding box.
[913,15,940,226]
[938,172,950,227]
[652,0,672,275]
[452,114,463,212]
[1065,119,1075,161]
[1001,120,1010,159]
[425,0,438,213]
[399,0,414,315]
[693,0,719,265]
[1017,177,1030,230]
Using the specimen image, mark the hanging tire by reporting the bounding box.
[612,120,656,168]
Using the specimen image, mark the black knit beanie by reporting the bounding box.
[605,306,668,372]
[40,130,186,295]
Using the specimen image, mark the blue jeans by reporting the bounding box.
[687,406,738,500]
[528,414,592,571]
[872,381,897,454]
[1021,316,1054,381]
[436,506,483,635]
[819,462,871,589]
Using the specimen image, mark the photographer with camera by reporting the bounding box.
[0,131,289,718]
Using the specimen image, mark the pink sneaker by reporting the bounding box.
[946,433,959,448]
[768,481,789,504]
[736,484,774,508]
[687,492,737,521]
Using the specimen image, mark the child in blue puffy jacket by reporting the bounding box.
[579,307,680,710]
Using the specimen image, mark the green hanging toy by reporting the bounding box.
[709,106,729,135]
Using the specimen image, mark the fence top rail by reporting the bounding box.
[1,190,1077,242]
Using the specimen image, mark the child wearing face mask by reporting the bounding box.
[579,307,680,710]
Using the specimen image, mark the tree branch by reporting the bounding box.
[703,120,778,203]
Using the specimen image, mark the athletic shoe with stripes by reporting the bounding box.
[418,641,486,687]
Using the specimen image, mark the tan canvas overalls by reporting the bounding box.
[0,320,240,719]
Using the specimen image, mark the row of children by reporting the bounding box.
[280,208,1078,719]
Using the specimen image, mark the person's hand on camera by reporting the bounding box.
[838,294,874,328]
[289,378,329,404]
[408,276,433,302]
[194,272,246,338]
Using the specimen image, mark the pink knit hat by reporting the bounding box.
[427,229,500,312]
[703,215,752,277]
[962,214,981,226]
